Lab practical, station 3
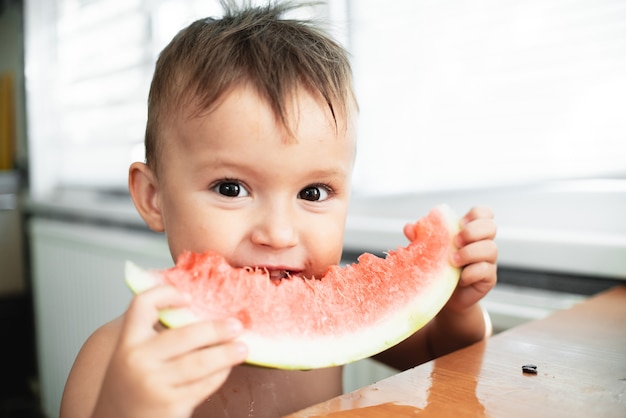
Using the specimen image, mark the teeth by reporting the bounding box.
[268,270,289,280]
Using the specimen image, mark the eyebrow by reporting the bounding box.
[206,157,350,182]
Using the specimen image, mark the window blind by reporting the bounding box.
[347,0,626,194]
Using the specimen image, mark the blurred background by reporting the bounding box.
[1,0,625,416]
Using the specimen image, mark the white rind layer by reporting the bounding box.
[242,261,459,369]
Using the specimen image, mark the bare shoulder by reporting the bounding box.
[60,316,123,418]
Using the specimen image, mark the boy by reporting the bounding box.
[60,2,498,417]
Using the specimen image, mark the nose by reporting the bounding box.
[250,200,298,249]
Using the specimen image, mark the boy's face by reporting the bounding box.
[133,85,355,279]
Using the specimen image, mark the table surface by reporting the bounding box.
[286,286,626,418]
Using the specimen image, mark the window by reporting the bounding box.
[25,0,626,198]
[348,0,626,194]
[24,0,339,198]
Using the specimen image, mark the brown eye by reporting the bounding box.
[219,183,239,196]
[214,181,249,197]
[298,185,331,201]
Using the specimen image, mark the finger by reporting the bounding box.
[450,281,492,311]
[458,261,498,289]
[121,285,190,345]
[166,340,248,387]
[403,223,416,242]
[126,363,235,418]
[455,218,497,247]
[449,262,498,310]
[148,318,244,361]
[461,206,494,224]
[452,240,498,267]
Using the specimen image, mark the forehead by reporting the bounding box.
[173,83,356,151]
[159,84,356,186]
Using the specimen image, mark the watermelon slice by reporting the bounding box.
[125,204,461,369]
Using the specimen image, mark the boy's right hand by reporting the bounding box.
[92,285,248,418]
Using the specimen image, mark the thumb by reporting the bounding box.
[121,285,190,345]
[403,223,416,242]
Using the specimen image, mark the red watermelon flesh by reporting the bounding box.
[125,204,461,369]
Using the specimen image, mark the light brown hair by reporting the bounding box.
[145,0,356,175]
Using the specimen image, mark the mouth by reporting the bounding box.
[259,268,303,281]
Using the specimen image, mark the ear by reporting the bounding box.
[128,162,165,232]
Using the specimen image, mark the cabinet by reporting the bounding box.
[29,218,171,418]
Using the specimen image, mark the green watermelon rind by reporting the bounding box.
[125,261,200,326]
[124,204,461,370]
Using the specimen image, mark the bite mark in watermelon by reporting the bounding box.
[125,204,461,370]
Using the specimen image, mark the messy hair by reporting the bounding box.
[145,0,356,174]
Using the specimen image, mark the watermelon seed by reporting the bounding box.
[522,364,538,374]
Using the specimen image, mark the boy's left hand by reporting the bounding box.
[378,206,498,367]
[447,206,498,313]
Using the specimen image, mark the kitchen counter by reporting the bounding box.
[287,286,626,417]
[24,187,145,227]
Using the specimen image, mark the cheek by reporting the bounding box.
[307,213,347,267]
[163,201,245,261]
[168,221,246,262]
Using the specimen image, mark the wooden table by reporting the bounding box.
[287,286,626,417]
